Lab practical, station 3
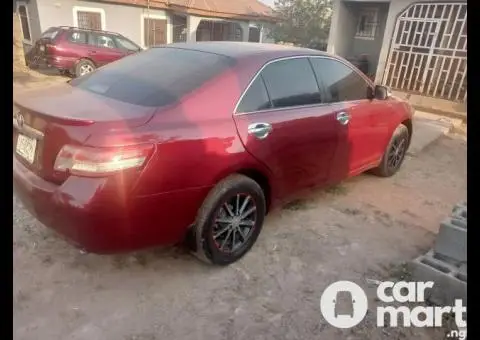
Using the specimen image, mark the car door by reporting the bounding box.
[233,57,339,198]
[309,57,390,179]
[63,30,91,61]
[87,32,126,66]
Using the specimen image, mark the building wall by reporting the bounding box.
[348,2,389,75]
[36,0,169,46]
[15,0,43,54]
[34,0,272,46]
[327,0,357,56]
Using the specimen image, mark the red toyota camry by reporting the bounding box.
[13,42,414,265]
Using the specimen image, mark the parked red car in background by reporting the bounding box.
[14,42,414,266]
[27,26,142,78]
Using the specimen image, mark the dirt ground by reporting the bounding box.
[13,73,467,340]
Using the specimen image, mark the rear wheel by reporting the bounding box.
[75,59,96,78]
[371,124,409,177]
[191,174,266,266]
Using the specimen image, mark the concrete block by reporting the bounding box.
[409,250,467,307]
[452,202,467,220]
[434,218,467,263]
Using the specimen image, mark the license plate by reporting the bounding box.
[39,45,45,52]
[16,134,37,164]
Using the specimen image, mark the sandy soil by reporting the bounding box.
[13,73,467,340]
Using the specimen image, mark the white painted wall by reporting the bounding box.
[35,0,274,46]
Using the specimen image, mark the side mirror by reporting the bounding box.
[367,85,390,100]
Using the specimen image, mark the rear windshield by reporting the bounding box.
[41,27,60,40]
[69,47,235,107]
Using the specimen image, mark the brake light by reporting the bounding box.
[54,144,154,177]
[45,43,56,54]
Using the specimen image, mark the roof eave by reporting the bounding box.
[88,0,280,22]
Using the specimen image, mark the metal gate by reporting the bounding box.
[383,2,467,102]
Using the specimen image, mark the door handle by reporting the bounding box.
[88,50,97,55]
[336,111,351,125]
[248,122,272,140]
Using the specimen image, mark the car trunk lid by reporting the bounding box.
[13,83,156,183]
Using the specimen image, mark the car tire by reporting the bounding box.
[75,59,96,78]
[371,124,409,177]
[191,174,266,266]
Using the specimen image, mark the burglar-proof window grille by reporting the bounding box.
[355,8,378,39]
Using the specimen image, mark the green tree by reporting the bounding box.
[271,0,333,50]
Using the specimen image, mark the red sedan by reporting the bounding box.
[13,42,414,265]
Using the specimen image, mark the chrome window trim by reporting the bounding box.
[233,54,373,116]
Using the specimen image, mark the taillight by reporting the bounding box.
[45,43,56,54]
[54,144,154,177]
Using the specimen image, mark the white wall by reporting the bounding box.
[327,0,357,56]
[36,0,274,46]
[36,0,170,46]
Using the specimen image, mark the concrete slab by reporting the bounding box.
[407,111,454,156]
[392,90,467,122]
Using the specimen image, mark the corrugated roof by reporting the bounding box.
[97,0,277,21]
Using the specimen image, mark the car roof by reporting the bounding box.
[55,26,121,36]
[156,42,330,61]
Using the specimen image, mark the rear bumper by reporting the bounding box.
[45,55,76,70]
[13,156,211,253]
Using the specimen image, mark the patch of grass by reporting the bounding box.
[283,199,310,211]
[325,184,349,196]
[133,253,149,267]
[342,207,362,216]
[41,255,53,265]
[126,333,158,340]
[387,262,413,282]
[15,289,30,304]
[112,256,128,270]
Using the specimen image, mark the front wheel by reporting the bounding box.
[371,124,409,177]
[191,174,266,266]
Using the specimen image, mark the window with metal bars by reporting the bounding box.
[18,5,31,41]
[172,15,187,43]
[77,11,102,30]
[355,8,378,39]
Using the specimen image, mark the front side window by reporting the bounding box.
[236,76,272,113]
[90,33,116,49]
[310,58,369,103]
[260,58,322,109]
[114,36,140,51]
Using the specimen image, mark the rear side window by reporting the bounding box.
[260,58,322,109]
[68,31,88,44]
[69,48,235,107]
[310,58,369,103]
[236,76,272,113]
